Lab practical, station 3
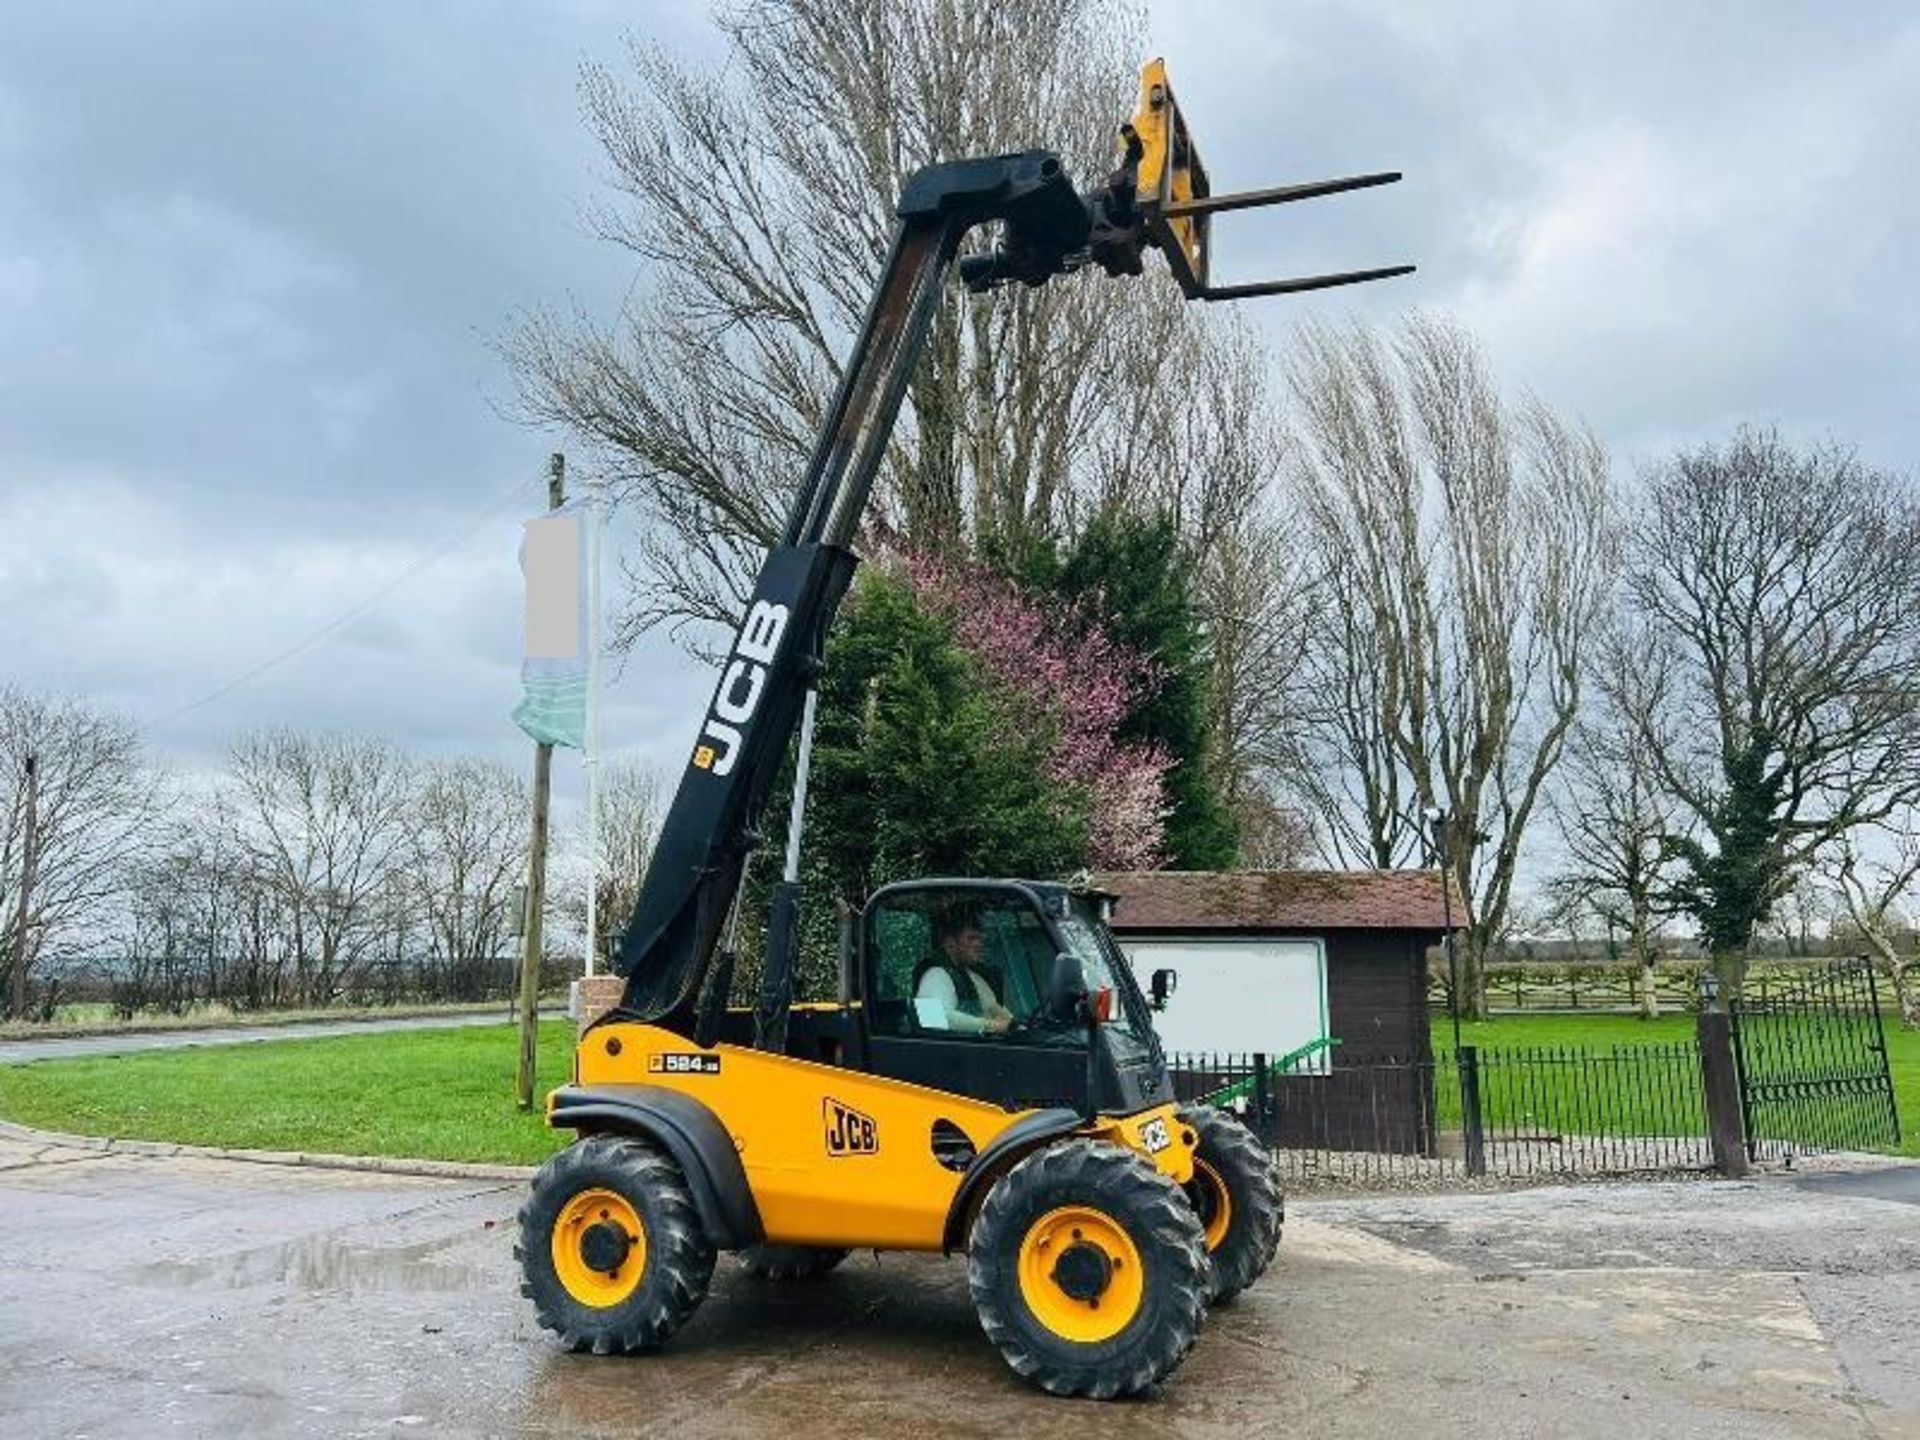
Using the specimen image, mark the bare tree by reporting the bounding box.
[409,758,527,1001]
[562,759,663,974]
[226,730,415,1006]
[1760,871,1844,958]
[1618,428,1920,994]
[1202,508,1319,866]
[116,838,214,1017]
[1283,536,1424,869]
[1546,687,1680,1018]
[512,0,1260,650]
[0,687,164,1019]
[1286,315,1616,1014]
[1158,317,1320,862]
[1226,791,1315,871]
[1823,816,1920,1028]
[125,794,308,1012]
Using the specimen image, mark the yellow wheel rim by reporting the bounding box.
[1188,1159,1233,1252]
[1015,1205,1145,1343]
[550,1187,647,1308]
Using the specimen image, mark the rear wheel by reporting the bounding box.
[736,1244,850,1281]
[1179,1104,1282,1304]
[517,1134,716,1354]
[968,1139,1209,1399]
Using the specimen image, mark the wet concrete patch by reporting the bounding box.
[129,1231,489,1294]
[1793,1166,1920,1208]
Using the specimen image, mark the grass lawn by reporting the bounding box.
[0,1020,576,1166]
[1432,1012,1920,1158]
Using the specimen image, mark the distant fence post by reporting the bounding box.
[1696,996,1750,1177]
[1457,1045,1487,1177]
[1865,964,1904,1149]
[1251,1051,1274,1142]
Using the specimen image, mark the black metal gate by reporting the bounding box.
[1730,959,1902,1158]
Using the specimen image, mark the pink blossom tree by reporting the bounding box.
[905,553,1172,869]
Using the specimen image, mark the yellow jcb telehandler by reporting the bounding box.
[518,59,1410,1398]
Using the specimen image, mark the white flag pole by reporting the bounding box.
[584,474,607,978]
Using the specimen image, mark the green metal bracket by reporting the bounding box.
[1200,1037,1340,1108]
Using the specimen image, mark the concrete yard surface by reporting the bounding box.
[1,1135,1916,1438]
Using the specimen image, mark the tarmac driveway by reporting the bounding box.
[0,1012,531,1066]
[1,1135,1916,1438]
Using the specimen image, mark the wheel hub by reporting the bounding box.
[1186,1158,1233,1252]
[579,1220,633,1275]
[1050,1241,1113,1302]
[550,1187,647,1308]
[1016,1205,1145,1344]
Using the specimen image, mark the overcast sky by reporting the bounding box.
[3,2,1915,801]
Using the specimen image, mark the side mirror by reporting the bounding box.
[1149,967,1178,1012]
[1047,952,1088,1024]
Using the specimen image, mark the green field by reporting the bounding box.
[0,1021,576,1165]
[0,1013,1912,1163]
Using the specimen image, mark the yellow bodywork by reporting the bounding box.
[1128,57,1208,278]
[567,1021,1195,1252]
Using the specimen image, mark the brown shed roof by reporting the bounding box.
[1093,870,1460,934]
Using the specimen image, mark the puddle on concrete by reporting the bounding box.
[129,1233,486,1294]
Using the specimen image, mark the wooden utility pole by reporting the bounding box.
[516,455,565,1110]
[9,754,38,1022]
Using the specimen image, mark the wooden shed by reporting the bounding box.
[1095,869,1457,1153]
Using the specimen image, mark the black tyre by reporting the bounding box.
[736,1244,850,1281]
[517,1133,716,1354]
[968,1139,1209,1399]
[1178,1104,1283,1304]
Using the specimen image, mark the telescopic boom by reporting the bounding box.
[611,65,1412,1039]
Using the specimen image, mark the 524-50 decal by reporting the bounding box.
[649,1053,722,1075]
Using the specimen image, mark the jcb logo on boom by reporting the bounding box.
[690,601,790,778]
[823,1098,879,1157]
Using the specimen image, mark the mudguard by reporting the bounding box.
[547,1084,765,1250]
[940,1107,1083,1254]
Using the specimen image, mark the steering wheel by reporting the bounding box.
[1003,1012,1069,1039]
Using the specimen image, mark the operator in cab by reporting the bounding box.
[915,907,1016,1035]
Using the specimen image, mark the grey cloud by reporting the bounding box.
[1149,1,1920,470]
[1,1,1915,784]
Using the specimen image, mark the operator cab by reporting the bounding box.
[856,879,1171,1115]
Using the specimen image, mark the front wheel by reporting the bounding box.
[1179,1104,1283,1304]
[968,1139,1209,1399]
[517,1134,716,1354]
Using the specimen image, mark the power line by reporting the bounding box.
[153,468,550,726]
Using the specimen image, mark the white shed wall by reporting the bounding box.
[1120,935,1331,1073]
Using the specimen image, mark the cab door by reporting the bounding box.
[858,882,1089,1112]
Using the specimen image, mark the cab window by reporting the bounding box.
[866,887,1056,1041]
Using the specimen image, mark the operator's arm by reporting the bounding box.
[916,968,988,1034]
[973,974,1014,1027]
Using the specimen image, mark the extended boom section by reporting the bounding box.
[614,153,1094,1032]
[612,73,1414,1039]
